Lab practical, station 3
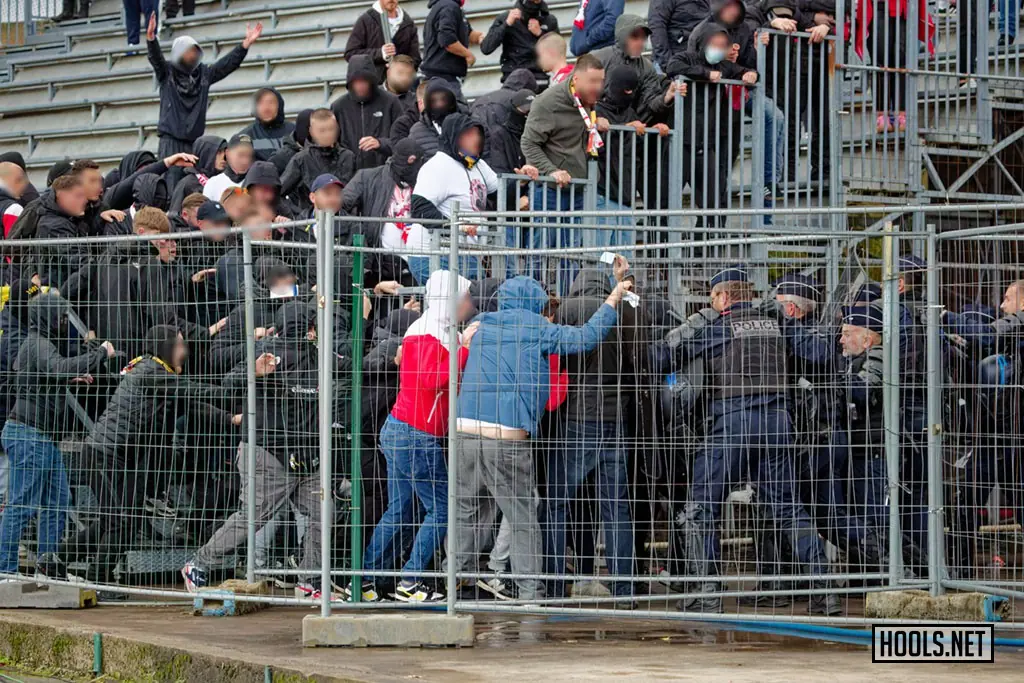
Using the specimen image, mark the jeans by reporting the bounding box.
[541,420,634,597]
[593,195,635,248]
[745,97,785,187]
[530,186,584,295]
[407,255,480,286]
[999,0,1018,40]
[123,0,158,44]
[363,416,448,583]
[0,422,70,574]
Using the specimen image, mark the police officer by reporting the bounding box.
[839,306,889,566]
[775,273,882,571]
[664,266,839,615]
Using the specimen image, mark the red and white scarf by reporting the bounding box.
[570,81,603,156]
[573,0,589,29]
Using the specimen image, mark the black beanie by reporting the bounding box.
[0,152,27,171]
[146,324,181,367]
[46,159,74,187]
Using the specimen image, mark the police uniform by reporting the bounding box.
[669,266,838,615]
[776,274,877,567]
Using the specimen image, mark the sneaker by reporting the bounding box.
[294,578,341,602]
[393,580,444,603]
[762,189,774,226]
[477,577,515,601]
[570,580,611,598]
[807,593,842,616]
[180,561,208,594]
[339,580,380,602]
[896,111,907,132]
[34,552,67,581]
[875,112,892,134]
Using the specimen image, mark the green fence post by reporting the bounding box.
[349,234,365,601]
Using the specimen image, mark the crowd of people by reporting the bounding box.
[0,0,1015,611]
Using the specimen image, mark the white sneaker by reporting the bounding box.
[571,580,612,598]
[477,577,515,600]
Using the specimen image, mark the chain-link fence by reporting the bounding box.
[0,205,1022,631]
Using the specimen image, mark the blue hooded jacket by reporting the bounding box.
[457,276,617,434]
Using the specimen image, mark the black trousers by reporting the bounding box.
[871,8,908,111]
[165,0,195,18]
[781,49,832,181]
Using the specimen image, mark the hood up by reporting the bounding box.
[404,269,471,346]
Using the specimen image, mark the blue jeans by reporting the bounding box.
[745,97,785,187]
[999,0,1018,40]
[363,416,448,583]
[0,422,70,574]
[124,0,159,44]
[407,255,480,286]
[530,186,583,295]
[594,195,635,248]
[542,419,634,597]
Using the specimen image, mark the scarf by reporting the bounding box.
[573,0,589,30]
[569,81,603,156]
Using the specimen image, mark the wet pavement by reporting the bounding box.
[0,605,1020,682]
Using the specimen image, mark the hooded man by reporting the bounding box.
[469,68,539,129]
[104,172,172,235]
[61,324,241,580]
[168,135,228,214]
[542,263,642,601]
[183,300,350,602]
[343,138,425,247]
[345,0,422,83]
[451,275,631,601]
[0,292,115,580]
[240,88,296,162]
[408,79,459,160]
[102,151,196,211]
[666,22,758,227]
[330,54,406,172]
[592,65,643,244]
[103,150,156,190]
[591,15,677,123]
[146,14,261,186]
[269,108,313,175]
[243,160,297,219]
[411,113,500,282]
[353,270,473,603]
[481,0,560,84]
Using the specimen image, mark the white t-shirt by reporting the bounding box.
[412,151,499,244]
[379,184,431,256]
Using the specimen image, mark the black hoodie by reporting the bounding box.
[469,68,538,129]
[103,151,171,211]
[33,189,89,288]
[330,54,406,171]
[408,78,458,160]
[688,0,757,69]
[480,0,560,82]
[269,108,313,175]
[234,299,352,469]
[241,88,297,162]
[168,135,227,213]
[279,140,356,213]
[422,0,474,80]
[103,150,158,190]
[105,173,170,236]
[242,160,298,218]
[10,292,109,440]
[595,66,641,205]
[556,268,645,420]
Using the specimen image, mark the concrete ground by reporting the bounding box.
[0,605,1020,682]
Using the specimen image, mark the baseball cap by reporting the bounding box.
[228,133,254,149]
[310,174,344,193]
[511,89,536,114]
[197,200,230,223]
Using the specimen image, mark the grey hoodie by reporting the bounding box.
[591,14,672,123]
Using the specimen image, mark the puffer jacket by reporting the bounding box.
[280,142,356,212]
[570,0,625,55]
[469,68,538,129]
[591,15,671,123]
[240,87,296,162]
[457,276,617,435]
[648,0,707,67]
[480,0,560,82]
[33,189,88,288]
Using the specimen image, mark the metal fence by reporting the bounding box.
[1,0,60,47]
[1,205,1023,631]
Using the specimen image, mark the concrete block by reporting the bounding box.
[193,580,270,617]
[0,580,97,609]
[302,612,474,648]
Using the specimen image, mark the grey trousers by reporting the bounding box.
[195,443,322,572]
[452,435,543,599]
